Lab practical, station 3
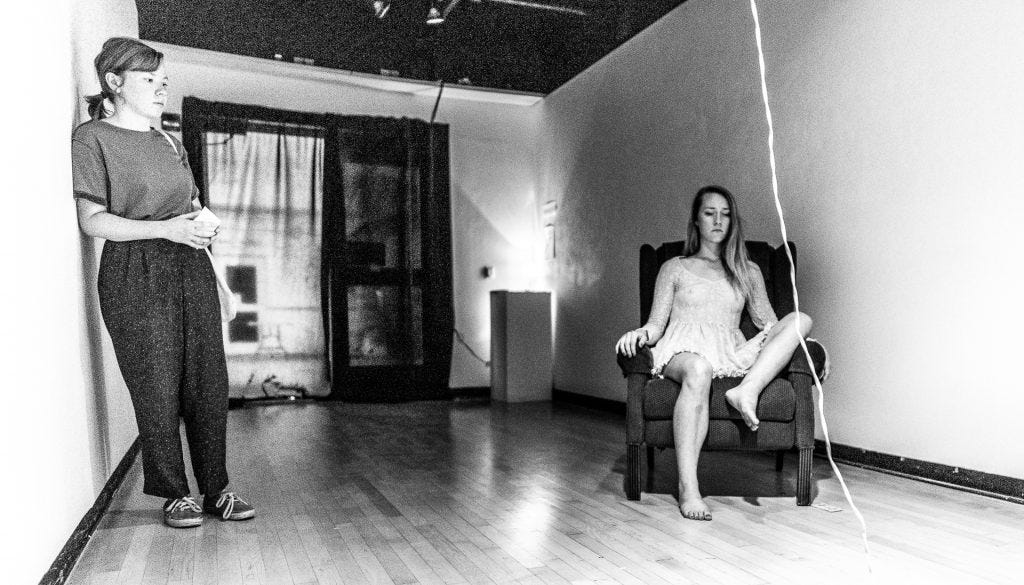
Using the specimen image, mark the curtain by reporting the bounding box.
[183,98,453,402]
[183,96,329,399]
[205,128,322,257]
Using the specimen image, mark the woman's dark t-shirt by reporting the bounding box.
[71,119,199,220]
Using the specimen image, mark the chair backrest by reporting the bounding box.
[638,240,797,339]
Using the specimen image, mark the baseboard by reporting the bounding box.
[450,386,490,400]
[41,438,141,585]
[227,395,318,409]
[551,388,626,415]
[814,440,1024,505]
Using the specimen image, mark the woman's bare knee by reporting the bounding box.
[664,353,713,390]
[681,358,713,389]
[779,311,813,337]
[796,312,813,335]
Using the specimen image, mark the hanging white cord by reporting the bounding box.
[747,0,873,571]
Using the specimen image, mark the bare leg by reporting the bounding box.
[663,352,713,521]
[725,311,813,430]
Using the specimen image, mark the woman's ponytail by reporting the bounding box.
[84,92,112,120]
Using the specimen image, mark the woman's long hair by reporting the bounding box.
[84,37,163,120]
[682,185,756,300]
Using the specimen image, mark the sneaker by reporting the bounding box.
[163,496,203,528]
[203,491,256,521]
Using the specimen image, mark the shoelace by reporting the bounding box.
[214,492,248,519]
[164,496,201,514]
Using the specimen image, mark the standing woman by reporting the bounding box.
[72,37,254,528]
[615,185,812,521]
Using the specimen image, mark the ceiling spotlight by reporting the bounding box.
[373,1,390,19]
[426,2,445,25]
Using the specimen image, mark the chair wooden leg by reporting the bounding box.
[775,450,785,472]
[645,446,656,491]
[796,447,813,506]
[626,444,641,501]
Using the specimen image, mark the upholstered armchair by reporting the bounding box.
[617,240,826,505]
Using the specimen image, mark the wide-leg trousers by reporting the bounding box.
[98,239,229,498]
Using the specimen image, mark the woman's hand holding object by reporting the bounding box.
[163,210,220,249]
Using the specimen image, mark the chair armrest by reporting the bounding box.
[625,373,647,444]
[618,346,653,444]
[782,338,828,380]
[791,370,816,449]
[617,346,654,377]
[784,339,827,450]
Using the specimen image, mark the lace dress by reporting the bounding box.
[642,257,779,378]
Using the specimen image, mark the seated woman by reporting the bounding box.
[615,185,812,521]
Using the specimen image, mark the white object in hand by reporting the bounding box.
[195,206,221,227]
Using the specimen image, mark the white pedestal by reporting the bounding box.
[490,291,552,402]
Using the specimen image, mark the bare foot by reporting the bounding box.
[725,387,760,431]
[679,491,712,521]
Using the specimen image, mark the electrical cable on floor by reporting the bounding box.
[747,0,873,573]
[454,327,490,367]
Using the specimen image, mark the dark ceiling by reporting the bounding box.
[136,0,687,95]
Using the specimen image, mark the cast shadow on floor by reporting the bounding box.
[97,508,163,529]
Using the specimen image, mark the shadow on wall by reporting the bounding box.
[448,184,546,388]
[539,95,626,298]
[77,233,113,491]
[541,94,691,399]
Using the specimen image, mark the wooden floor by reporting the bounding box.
[68,400,1024,585]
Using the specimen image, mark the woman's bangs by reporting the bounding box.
[128,49,163,73]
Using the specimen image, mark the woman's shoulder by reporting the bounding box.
[72,119,140,145]
[72,119,104,143]
[657,256,690,277]
[160,129,183,146]
[673,255,703,271]
[154,129,186,156]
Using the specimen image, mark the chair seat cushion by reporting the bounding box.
[643,376,795,422]
[645,419,796,450]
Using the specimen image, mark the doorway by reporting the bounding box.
[323,116,454,401]
[182,99,453,401]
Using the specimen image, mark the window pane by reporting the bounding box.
[229,311,259,343]
[226,265,257,304]
[343,163,421,268]
[204,128,328,397]
[347,285,423,366]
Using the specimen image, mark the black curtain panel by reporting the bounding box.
[181,97,453,401]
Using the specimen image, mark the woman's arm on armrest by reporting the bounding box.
[639,259,677,344]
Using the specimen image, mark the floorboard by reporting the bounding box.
[66,400,1024,584]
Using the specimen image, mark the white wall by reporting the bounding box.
[0,0,142,582]
[154,44,544,389]
[541,0,1024,479]
[70,0,142,493]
